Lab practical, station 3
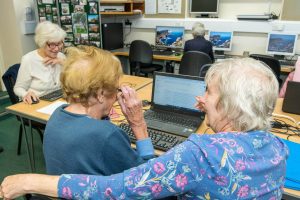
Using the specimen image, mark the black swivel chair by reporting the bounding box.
[129,40,163,77]
[249,54,283,86]
[179,51,212,77]
[2,64,45,155]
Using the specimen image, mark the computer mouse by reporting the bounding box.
[31,96,39,104]
[142,100,151,107]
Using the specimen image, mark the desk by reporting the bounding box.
[112,48,294,74]
[5,75,152,171]
[6,78,300,198]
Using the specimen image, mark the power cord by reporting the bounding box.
[272,113,298,127]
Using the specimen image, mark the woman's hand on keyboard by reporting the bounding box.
[117,86,148,140]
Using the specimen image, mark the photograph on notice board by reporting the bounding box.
[79,0,87,5]
[88,24,99,33]
[60,0,70,3]
[89,2,98,14]
[65,33,74,41]
[43,0,54,3]
[46,14,53,22]
[37,0,43,5]
[39,7,46,16]
[90,41,100,47]
[80,34,89,44]
[74,5,85,13]
[61,3,70,15]
[45,5,52,14]
[39,17,46,22]
[88,15,98,23]
[71,0,78,4]
[52,7,58,15]
[61,15,72,24]
[62,24,73,33]
[72,13,88,34]
[53,16,58,23]
[89,33,100,41]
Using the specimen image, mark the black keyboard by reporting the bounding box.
[119,123,186,152]
[144,111,199,128]
[153,50,174,56]
[279,60,296,66]
[40,89,63,101]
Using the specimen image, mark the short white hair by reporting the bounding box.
[205,58,279,132]
[192,22,205,37]
[34,21,66,48]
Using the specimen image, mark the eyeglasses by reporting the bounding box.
[46,42,64,49]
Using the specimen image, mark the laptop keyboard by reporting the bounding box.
[152,50,174,56]
[279,60,296,66]
[40,89,63,101]
[144,111,199,128]
[119,123,186,152]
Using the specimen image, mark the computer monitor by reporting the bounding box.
[190,0,219,16]
[155,26,185,49]
[209,31,233,54]
[266,32,298,58]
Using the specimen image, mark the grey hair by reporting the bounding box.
[205,58,279,132]
[34,21,66,48]
[192,22,205,37]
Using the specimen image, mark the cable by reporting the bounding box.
[272,113,298,127]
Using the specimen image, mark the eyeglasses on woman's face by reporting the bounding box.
[46,41,64,49]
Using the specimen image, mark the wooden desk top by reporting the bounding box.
[112,48,182,62]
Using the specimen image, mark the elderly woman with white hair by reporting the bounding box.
[184,22,214,61]
[14,21,66,104]
[1,58,288,199]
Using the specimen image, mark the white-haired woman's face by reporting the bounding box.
[203,78,231,132]
[44,41,63,58]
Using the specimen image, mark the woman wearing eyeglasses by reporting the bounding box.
[14,21,66,104]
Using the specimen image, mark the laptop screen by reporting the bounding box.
[153,73,206,113]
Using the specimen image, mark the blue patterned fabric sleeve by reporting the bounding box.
[58,138,202,199]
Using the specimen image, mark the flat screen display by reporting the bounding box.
[190,0,219,14]
[155,26,185,49]
[209,31,233,51]
[266,33,298,56]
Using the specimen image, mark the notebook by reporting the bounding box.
[144,72,206,137]
[282,81,300,115]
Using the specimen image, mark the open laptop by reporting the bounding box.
[144,72,206,137]
[282,81,300,115]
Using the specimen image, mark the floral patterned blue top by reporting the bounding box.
[58,131,288,200]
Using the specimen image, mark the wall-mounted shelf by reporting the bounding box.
[100,0,144,15]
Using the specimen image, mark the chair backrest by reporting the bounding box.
[129,40,153,64]
[179,51,212,76]
[249,54,282,85]
[2,64,21,104]
[199,63,212,78]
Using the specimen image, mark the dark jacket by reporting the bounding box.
[184,36,214,62]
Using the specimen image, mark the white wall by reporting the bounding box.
[0,0,36,90]
[104,0,300,56]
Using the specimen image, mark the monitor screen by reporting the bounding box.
[155,26,185,49]
[209,31,233,51]
[266,33,298,56]
[190,0,219,14]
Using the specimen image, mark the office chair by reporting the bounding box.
[129,40,163,77]
[249,54,282,86]
[179,51,212,77]
[199,63,212,78]
[2,64,45,155]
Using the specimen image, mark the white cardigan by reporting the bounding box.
[14,50,65,98]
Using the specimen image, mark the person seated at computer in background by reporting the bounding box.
[1,58,288,200]
[43,45,154,176]
[14,21,66,104]
[184,22,214,62]
[279,56,300,97]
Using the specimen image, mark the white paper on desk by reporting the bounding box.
[145,0,156,14]
[37,101,67,115]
